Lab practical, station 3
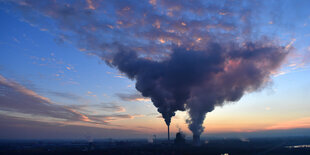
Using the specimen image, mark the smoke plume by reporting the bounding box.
[111,42,287,136]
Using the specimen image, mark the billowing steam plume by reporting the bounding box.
[111,42,287,137]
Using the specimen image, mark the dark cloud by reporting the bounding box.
[3,0,274,60]
[0,75,139,126]
[0,114,144,139]
[0,75,86,122]
[112,43,288,137]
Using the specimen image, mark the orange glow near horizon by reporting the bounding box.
[265,117,310,130]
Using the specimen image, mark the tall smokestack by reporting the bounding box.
[168,125,170,142]
[193,134,200,145]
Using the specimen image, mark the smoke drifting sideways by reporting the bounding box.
[111,42,288,137]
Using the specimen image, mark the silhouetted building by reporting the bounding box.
[174,131,186,145]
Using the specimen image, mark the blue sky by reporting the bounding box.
[0,0,309,139]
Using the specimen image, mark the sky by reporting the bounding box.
[0,0,310,140]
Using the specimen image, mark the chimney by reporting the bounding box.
[193,134,200,145]
[168,125,170,142]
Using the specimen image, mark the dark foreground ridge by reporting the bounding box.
[1,137,310,155]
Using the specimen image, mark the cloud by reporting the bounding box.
[285,38,296,50]
[114,75,126,79]
[272,71,287,77]
[116,93,151,102]
[0,75,140,126]
[4,0,275,61]
[48,91,84,101]
[101,105,126,112]
[105,71,127,79]
[89,114,144,122]
[0,75,87,122]
[87,91,96,97]
[70,103,126,113]
[302,46,310,63]
[86,0,96,10]
[0,114,144,139]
